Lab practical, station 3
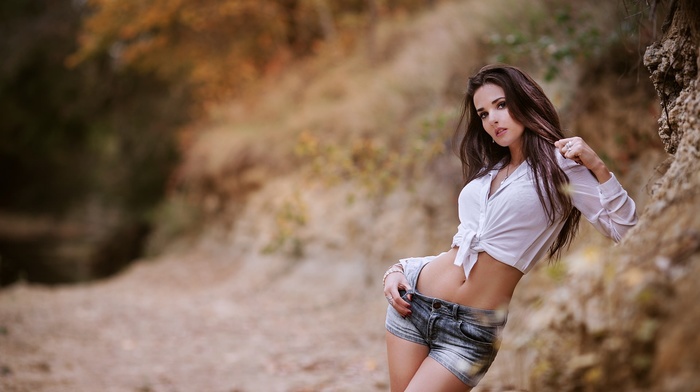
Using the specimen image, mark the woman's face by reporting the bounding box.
[473,83,525,149]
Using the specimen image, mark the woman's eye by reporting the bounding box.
[479,112,488,119]
[497,101,506,109]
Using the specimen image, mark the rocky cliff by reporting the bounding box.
[527,1,700,390]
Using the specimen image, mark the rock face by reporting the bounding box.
[645,0,700,156]
[641,2,700,390]
[530,1,700,391]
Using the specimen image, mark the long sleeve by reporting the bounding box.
[563,159,638,242]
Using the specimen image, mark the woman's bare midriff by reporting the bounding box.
[416,247,523,310]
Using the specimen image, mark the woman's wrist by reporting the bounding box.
[382,263,404,287]
[591,160,612,184]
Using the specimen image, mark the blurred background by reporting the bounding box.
[0,0,681,391]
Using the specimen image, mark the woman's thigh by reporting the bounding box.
[405,357,472,392]
[386,331,429,392]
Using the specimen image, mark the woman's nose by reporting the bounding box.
[488,111,499,125]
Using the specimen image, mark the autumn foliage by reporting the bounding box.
[70,0,435,104]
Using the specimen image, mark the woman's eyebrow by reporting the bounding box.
[475,97,505,112]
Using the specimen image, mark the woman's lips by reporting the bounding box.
[495,127,507,137]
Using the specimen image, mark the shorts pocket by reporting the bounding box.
[458,320,497,347]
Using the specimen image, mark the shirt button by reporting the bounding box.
[433,302,442,309]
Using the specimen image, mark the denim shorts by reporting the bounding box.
[385,256,508,387]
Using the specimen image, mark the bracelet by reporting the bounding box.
[382,263,404,287]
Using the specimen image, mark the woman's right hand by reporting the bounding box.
[383,270,413,317]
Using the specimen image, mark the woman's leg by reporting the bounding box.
[405,357,472,392]
[386,331,429,392]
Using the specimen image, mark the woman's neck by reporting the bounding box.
[508,142,524,166]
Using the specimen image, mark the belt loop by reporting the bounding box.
[451,303,459,318]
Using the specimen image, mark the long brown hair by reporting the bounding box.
[455,64,581,261]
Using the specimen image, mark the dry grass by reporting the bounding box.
[175,0,501,186]
[177,0,653,189]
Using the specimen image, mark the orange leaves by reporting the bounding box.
[69,0,433,105]
[72,0,291,100]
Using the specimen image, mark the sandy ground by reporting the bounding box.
[0,246,529,392]
[0,249,389,392]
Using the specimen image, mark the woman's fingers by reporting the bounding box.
[556,137,587,165]
[556,136,612,183]
[383,274,413,317]
[556,136,579,154]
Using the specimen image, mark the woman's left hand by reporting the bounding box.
[555,136,612,183]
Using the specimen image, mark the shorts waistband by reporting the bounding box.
[408,290,508,327]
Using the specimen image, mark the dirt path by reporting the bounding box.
[0,243,529,392]
[0,248,394,392]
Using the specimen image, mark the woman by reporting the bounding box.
[382,64,638,391]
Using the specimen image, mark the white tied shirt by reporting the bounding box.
[402,150,638,279]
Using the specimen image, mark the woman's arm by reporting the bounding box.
[554,137,638,241]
